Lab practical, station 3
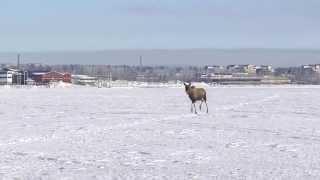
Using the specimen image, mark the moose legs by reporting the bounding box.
[191,100,208,114]
[205,101,208,113]
[191,101,198,114]
[199,100,209,113]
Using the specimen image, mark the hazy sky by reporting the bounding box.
[1,0,320,52]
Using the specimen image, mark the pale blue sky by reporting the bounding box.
[1,0,320,52]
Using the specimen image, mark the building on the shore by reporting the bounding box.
[136,74,160,82]
[206,66,226,74]
[200,73,290,85]
[31,71,71,84]
[302,64,320,74]
[111,80,129,87]
[296,64,320,84]
[71,75,98,86]
[226,64,257,74]
[0,68,27,85]
[243,64,258,74]
[256,65,274,76]
[200,64,290,84]
[200,73,262,84]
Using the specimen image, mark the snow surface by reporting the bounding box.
[0,86,320,179]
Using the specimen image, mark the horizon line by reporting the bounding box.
[2,47,320,54]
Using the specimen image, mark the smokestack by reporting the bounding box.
[139,55,143,67]
[17,54,20,70]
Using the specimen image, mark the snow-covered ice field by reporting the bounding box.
[0,86,320,179]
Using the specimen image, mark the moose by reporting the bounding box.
[184,82,208,114]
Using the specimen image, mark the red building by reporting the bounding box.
[32,71,72,84]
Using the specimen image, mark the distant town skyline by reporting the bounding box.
[1,0,320,52]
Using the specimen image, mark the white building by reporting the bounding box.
[256,65,274,76]
[0,68,27,85]
[72,75,98,86]
[206,66,226,74]
[302,64,320,73]
[312,64,320,72]
[226,64,257,74]
[0,70,14,85]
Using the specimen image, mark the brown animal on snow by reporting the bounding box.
[184,82,208,114]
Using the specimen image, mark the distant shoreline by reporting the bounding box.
[1,48,320,67]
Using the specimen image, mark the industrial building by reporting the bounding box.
[71,75,98,86]
[0,68,27,85]
[31,71,71,84]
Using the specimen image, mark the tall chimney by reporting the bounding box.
[139,55,143,67]
[17,54,20,70]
